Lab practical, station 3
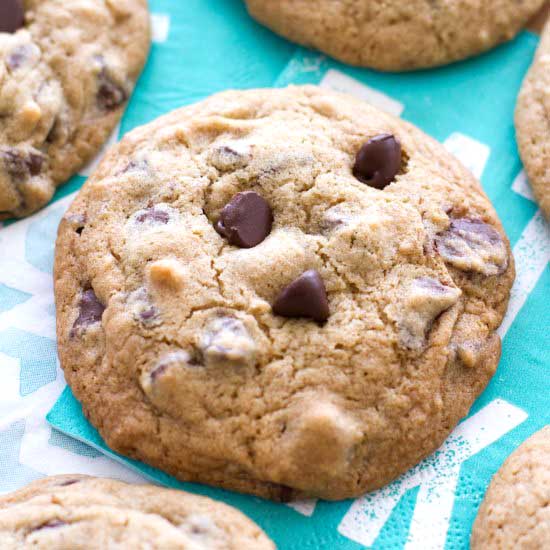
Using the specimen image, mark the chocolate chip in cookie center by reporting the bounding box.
[353,134,401,189]
[215,191,273,248]
[0,0,25,34]
[273,270,329,322]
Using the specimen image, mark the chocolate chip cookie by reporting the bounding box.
[471,426,550,549]
[516,18,550,219]
[0,475,274,549]
[245,0,545,71]
[0,0,150,219]
[54,86,514,501]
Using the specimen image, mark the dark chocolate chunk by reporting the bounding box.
[1,149,44,180]
[27,153,44,176]
[215,191,273,248]
[58,479,80,487]
[273,270,329,322]
[97,68,127,111]
[353,134,401,189]
[0,0,25,34]
[71,289,105,334]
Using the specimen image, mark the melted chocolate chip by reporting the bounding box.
[33,520,66,532]
[210,143,251,171]
[119,159,148,175]
[2,149,27,180]
[135,206,170,224]
[71,289,105,334]
[97,69,127,111]
[273,270,329,322]
[58,479,80,487]
[415,277,452,294]
[27,153,44,176]
[139,307,157,322]
[353,134,401,189]
[215,191,273,248]
[434,218,508,276]
[150,363,169,381]
[1,149,44,180]
[0,0,25,34]
[200,318,257,368]
[6,44,32,70]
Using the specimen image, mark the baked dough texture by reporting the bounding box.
[54,86,514,501]
[245,0,545,71]
[516,18,550,219]
[471,426,550,549]
[0,0,150,219]
[0,475,274,549]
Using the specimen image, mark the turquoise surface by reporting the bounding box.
[0,1,544,548]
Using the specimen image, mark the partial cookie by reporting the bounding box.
[516,19,550,219]
[54,86,514,501]
[245,0,545,71]
[0,0,150,219]
[0,475,274,549]
[471,426,550,549]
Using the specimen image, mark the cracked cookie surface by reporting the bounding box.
[0,0,150,219]
[0,475,274,549]
[245,0,545,71]
[516,19,550,219]
[471,426,550,549]
[54,86,514,501]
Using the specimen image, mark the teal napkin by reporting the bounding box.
[0,1,546,548]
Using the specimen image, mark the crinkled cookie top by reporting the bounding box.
[0,475,274,549]
[55,86,514,501]
[0,0,150,219]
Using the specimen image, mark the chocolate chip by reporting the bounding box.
[33,520,66,532]
[58,479,80,487]
[6,44,32,70]
[209,143,251,171]
[435,218,508,276]
[139,307,157,322]
[215,191,273,248]
[273,270,329,322]
[388,277,461,350]
[150,363,169,381]
[71,289,105,334]
[2,149,28,181]
[127,288,160,326]
[414,277,452,294]
[1,149,44,181]
[135,206,170,225]
[353,134,401,189]
[27,153,44,176]
[119,159,148,175]
[0,0,25,33]
[97,69,127,111]
[200,317,257,368]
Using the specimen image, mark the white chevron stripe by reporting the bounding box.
[338,399,527,548]
[498,210,550,338]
